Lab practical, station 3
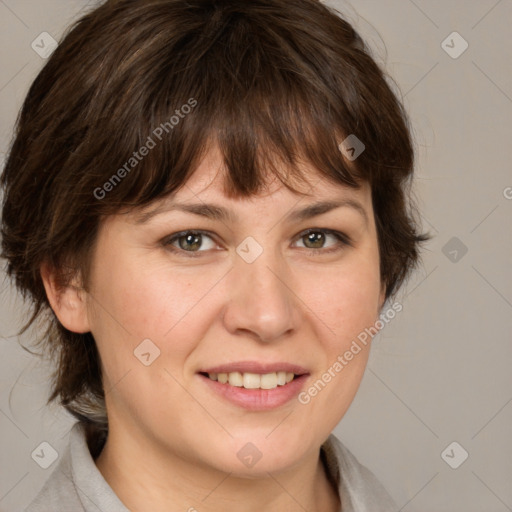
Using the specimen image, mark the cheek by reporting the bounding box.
[87,254,226,366]
[300,252,382,347]
[294,263,381,436]
[92,254,179,333]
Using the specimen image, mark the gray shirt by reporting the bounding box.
[25,422,397,511]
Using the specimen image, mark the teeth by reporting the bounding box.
[243,372,261,389]
[207,371,297,389]
[228,371,243,387]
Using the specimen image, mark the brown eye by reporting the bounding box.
[164,230,217,255]
[302,231,326,249]
[177,232,202,251]
[294,228,352,254]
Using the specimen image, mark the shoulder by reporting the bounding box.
[24,422,128,512]
[24,440,82,512]
[321,433,397,512]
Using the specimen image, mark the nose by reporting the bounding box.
[221,246,301,343]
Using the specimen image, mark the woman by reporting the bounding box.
[1,0,428,510]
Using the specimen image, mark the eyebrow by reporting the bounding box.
[134,199,368,226]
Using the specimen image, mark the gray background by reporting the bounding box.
[1,0,511,510]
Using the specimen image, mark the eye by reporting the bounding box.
[293,228,352,255]
[162,228,352,258]
[163,230,218,256]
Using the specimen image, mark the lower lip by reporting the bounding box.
[198,374,309,411]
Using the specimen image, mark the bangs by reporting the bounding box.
[117,71,363,210]
[82,2,386,215]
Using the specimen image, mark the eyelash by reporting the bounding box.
[162,228,352,258]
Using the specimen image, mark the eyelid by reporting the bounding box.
[162,227,352,256]
[295,228,353,247]
[162,229,220,256]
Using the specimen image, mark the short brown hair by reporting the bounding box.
[1,0,429,444]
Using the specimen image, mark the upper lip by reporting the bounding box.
[199,361,309,375]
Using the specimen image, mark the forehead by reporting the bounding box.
[135,147,372,222]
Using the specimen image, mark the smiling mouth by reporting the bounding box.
[199,371,297,390]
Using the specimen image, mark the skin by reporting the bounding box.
[42,147,386,512]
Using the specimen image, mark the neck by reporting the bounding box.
[94,422,340,512]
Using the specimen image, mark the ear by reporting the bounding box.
[40,262,91,333]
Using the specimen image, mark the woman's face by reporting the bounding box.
[85,148,385,476]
